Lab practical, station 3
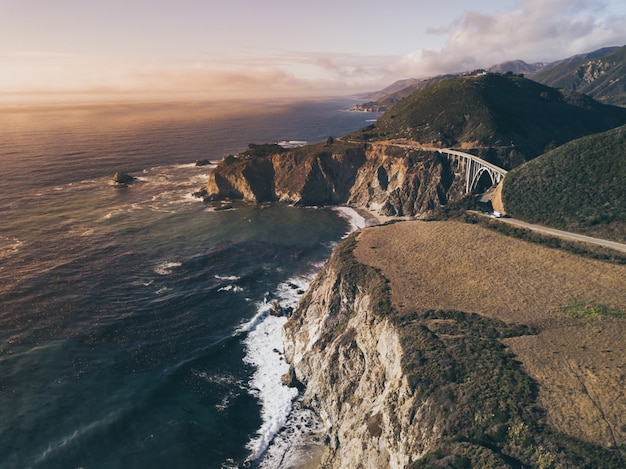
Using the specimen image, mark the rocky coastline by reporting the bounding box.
[202,140,466,219]
[200,135,625,467]
[280,221,626,468]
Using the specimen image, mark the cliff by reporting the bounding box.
[283,235,446,468]
[283,223,626,468]
[206,141,465,218]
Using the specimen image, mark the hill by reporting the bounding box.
[353,73,463,111]
[531,45,626,106]
[349,73,626,169]
[356,47,620,109]
[284,221,626,468]
[502,124,626,243]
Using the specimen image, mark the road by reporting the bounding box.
[480,214,626,254]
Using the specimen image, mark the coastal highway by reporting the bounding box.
[478,213,626,254]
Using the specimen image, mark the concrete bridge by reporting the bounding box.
[437,148,508,193]
[349,140,509,194]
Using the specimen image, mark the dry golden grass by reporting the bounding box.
[354,220,626,449]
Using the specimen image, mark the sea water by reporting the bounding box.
[0,98,378,468]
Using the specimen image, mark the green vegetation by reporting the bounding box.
[397,308,624,467]
[349,73,626,169]
[556,301,625,319]
[325,235,625,468]
[502,124,626,243]
[295,233,393,349]
[532,45,626,106]
[333,233,393,317]
[465,213,626,264]
[241,143,287,158]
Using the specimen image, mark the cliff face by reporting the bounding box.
[205,142,464,217]
[346,143,460,217]
[285,225,626,468]
[283,237,445,468]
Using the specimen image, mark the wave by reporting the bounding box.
[154,261,182,276]
[218,284,244,293]
[240,271,315,464]
[275,140,308,148]
[215,274,241,281]
[32,409,123,467]
[243,312,298,462]
[333,206,369,235]
[0,236,24,260]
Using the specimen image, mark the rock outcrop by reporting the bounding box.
[206,141,465,217]
[283,236,446,468]
[112,172,135,184]
[283,228,626,468]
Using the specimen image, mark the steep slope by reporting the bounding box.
[283,224,626,468]
[532,45,626,106]
[502,124,626,243]
[356,47,620,109]
[349,73,626,169]
[205,141,466,217]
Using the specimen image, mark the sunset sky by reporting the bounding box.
[2,0,626,101]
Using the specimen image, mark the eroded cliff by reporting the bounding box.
[205,141,465,217]
[283,235,445,468]
[283,227,626,468]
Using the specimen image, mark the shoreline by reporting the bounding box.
[251,205,373,468]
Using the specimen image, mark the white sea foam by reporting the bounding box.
[0,237,24,259]
[215,274,241,281]
[241,272,316,464]
[218,284,244,293]
[154,261,182,275]
[276,140,308,148]
[333,205,370,235]
[243,312,298,462]
[257,402,324,469]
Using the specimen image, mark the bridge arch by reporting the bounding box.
[437,148,507,194]
[471,166,495,193]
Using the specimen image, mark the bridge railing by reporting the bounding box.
[437,149,508,193]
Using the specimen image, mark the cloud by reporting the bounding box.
[0,49,402,102]
[0,50,398,102]
[0,52,313,100]
[393,0,626,78]
[2,1,625,101]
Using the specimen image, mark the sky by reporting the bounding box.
[1,0,626,102]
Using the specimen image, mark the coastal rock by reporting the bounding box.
[194,159,212,166]
[205,141,465,217]
[346,142,463,217]
[206,155,275,203]
[281,365,305,391]
[269,299,283,317]
[284,224,626,468]
[283,236,445,468]
[191,187,208,199]
[112,172,135,184]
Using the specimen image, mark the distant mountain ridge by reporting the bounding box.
[532,46,626,105]
[357,46,624,109]
[349,73,626,169]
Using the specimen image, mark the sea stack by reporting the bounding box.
[112,172,135,185]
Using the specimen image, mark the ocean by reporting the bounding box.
[0,98,379,468]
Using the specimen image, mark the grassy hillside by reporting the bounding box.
[502,125,626,243]
[354,222,626,467]
[532,45,626,106]
[349,73,626,169]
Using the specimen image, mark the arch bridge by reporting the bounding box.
[437,148,508,193]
